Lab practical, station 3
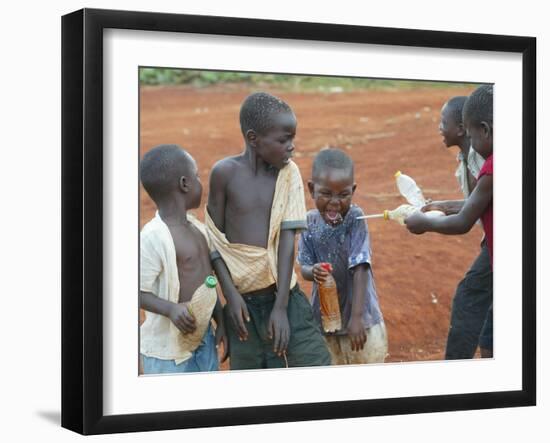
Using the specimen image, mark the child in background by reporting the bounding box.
[139,144,227,374]
[298,148,387,364]
[439,96,485,197]
[406,84,494,357]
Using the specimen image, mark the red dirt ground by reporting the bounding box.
[139,84,483,365]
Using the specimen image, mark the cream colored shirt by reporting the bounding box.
[455,147,485,198]
[140,212,216,364]
[205,160,308,294]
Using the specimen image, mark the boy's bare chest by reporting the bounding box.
[227,173,277,215]
[168,225,209,268]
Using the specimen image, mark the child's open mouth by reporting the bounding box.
[325,209,343,225]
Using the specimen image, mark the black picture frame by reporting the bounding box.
[61,8,536,435]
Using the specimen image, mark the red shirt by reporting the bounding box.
[478,155,493,267]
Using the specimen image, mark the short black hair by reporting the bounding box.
[312,147,354,180]
[239,92,293,136]
[140,144,192,203]
[445,96,468,124]
[463,85,493,127]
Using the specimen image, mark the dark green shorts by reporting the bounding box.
[224,285,332,370]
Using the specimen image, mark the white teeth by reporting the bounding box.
[325,211,342,224]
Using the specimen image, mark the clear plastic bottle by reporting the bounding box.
[395,171,426,208]
[318,263,342,333]
[383,204,418,225]
[358,204,445,225]
[384,204,445,225]
[425,209,446,218]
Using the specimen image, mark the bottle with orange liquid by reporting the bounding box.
[318,263,342,333]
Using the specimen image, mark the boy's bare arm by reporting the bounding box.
[406,175,492,235]
[466,169,478,195]
[422,200,465,215]
[207,160,231,231]
[269,229,295,355]
[349,264,368,351]
[211,255,249,340]
[300,265,314,281]
[212,297,229,362]
[139,291,196,333]
[212,296,225,330]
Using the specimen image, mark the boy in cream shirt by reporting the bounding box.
[139,144,227,374]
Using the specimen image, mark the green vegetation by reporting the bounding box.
[139,67,476,91]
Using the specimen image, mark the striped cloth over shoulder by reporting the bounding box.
[205,160,307,294]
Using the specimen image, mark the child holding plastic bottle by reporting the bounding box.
[298,148,387,365]
[139,144,227,374]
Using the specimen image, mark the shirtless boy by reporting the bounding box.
[206,92,331,369]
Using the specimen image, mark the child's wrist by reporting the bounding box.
[225,289,243,304]
[166,301,179,317]
[272,301,288,312]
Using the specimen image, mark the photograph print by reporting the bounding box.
[138,68,493,375]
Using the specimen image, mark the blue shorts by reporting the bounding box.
[141,324,218,374]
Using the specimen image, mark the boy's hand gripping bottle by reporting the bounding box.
[318,263,342,333]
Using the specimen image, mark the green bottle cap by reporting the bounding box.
[205,275,217,288]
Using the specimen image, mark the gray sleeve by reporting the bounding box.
[281,220,308,231]
[209,250,222,262]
